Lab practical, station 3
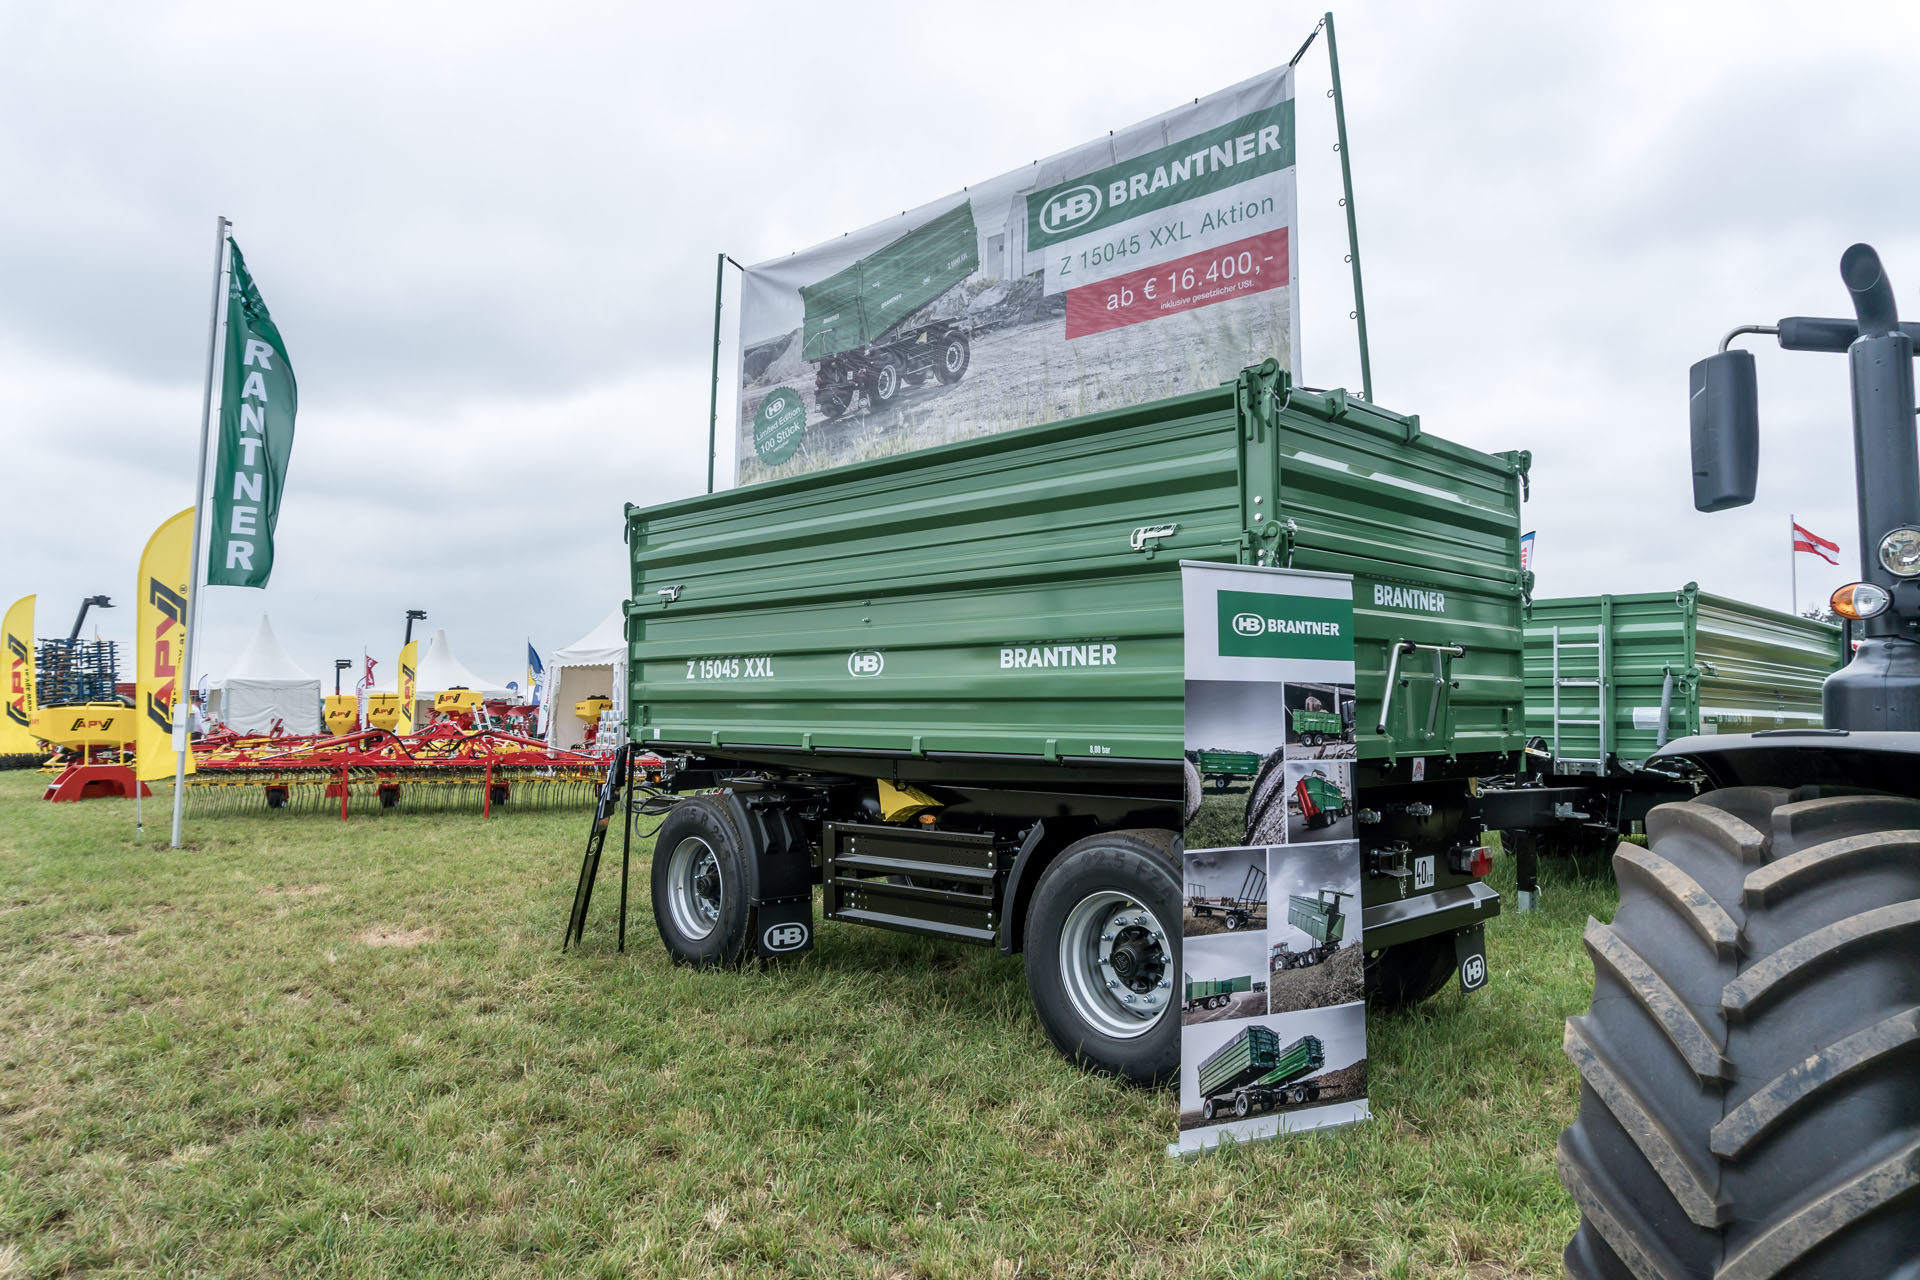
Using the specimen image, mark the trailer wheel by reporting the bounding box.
[870,354,902,405]
[1202,1097,1216,1122]
[1025,828,1180,1085]
[1365,935,1456,1007]
[650,795,752,968]
[1225,911,1243,931]
[933,331,970,384]
[1558,787,1920,1279]
[1233,1092,1251,1117]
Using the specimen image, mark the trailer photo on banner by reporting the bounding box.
[1176,561,1367,1155]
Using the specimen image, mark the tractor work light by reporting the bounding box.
[1831,582,1891,620]
[1879,527,1920,576]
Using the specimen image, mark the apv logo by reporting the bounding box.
[762,922,810,953]
[847,650,885,677]
[1231,612,1266,637]
[1039,184,1102,235]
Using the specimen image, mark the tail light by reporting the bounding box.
[1449,844,1493,877]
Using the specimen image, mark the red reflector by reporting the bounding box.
[1469,847,1493,878]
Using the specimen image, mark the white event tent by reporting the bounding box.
[543,609,625,749]
[412,628,512,714]
[208,614,322,734]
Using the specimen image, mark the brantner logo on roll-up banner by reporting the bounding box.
[734,66,1298,485]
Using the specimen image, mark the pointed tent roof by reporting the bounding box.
[216,614,318,688]
[414,628,511,699]
[549,608,625,667]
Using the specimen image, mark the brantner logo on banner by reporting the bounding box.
[734,65,1298,484]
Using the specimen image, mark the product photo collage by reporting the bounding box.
[1177,675,1370,1147]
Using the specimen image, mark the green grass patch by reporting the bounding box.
[0,774,1608,1277]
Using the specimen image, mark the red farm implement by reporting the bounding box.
[187,723,654,817]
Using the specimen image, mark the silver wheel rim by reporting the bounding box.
[944,342,964,374]
[1057,889,1171,1039]
[876,364,897,398]
[666,836,723,941]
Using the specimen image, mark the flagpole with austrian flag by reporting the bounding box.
[1791,514,1841,614]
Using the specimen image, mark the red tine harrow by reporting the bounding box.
[187,723,657,817]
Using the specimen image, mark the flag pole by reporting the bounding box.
[1790,512,1798,616]
[170,215,229,849]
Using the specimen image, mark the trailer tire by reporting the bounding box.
[870,354,902,405]
[1202,1097,1216,1122]
[933,331,970,384]
[650,795,753,969]
[1558,787,1920,1280]
[1234,1092,1250,1117]
[1366,934,1456,1008]
[1024,828,1180,1086]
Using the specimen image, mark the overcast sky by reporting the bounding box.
[3,1,1916,686]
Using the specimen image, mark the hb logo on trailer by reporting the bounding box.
[1232,612,1265,636]
[762,922,810,953]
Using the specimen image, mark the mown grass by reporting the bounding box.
[0,773,1611,1278]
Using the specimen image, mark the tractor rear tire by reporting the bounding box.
[1558,787,1920,1279]
[1024,828,1180,1086]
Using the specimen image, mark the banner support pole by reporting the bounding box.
[1324,11,1373,403]
[170,215,229,849]
[706,251,727,495]
[1791,512,1798,615]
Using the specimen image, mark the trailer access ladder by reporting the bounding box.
[1549,620,1611,774]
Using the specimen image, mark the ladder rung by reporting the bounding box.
[1556,678,1601,687]
[1557,718,1602,726]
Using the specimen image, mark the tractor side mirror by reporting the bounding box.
[1689,349,1759,512]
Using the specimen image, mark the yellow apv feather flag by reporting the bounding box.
[396,640,418,735]
[1,594,36,757]
[136,509,196,782]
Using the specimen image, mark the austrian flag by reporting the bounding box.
[1792,521,1840,566]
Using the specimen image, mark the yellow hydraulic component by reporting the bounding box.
[365,692,401,730]
[878,778,943,823]
[433,688,485,716]
[575,696,612,725]
[30,703,136,750]
[323,695,358,735]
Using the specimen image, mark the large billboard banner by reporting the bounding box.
[736,66,1298,485]
[1176,562,1368,1156]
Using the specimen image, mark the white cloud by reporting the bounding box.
[2,0,1914,685]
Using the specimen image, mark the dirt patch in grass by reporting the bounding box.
[1267,943,1364,1014]
[354,925,442,948]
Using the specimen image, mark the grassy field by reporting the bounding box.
[0,772,1612,1278]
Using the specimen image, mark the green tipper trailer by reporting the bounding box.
[800,200,979,419]
[1293,772,1349,828]
[1290,707,1344,745]
[630,358,1526,1083]
[1191,749,1261,790]
[1195,1027,1325,1121]
[1525,583,1843,770]
[1489,583,1846,905]
[1183,972,1253,1012]
[1273,888,1353,970]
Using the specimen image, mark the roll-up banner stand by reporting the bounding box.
[1175,562,1369,1156]
[736,65,1298,486]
